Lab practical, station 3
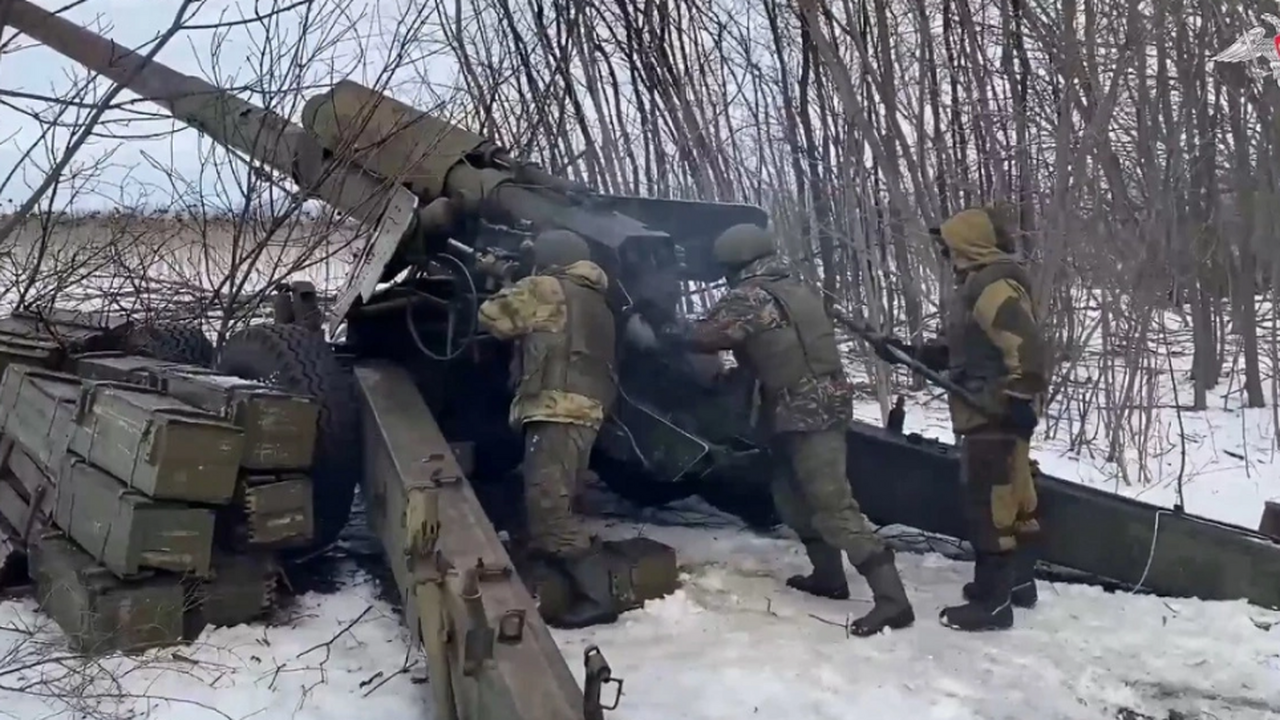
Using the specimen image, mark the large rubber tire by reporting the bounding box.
[695,475,780,530]
[591,453,698,507]
[217,324,361,553]
[126,322,216,367]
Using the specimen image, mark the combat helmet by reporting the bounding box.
[712,223,776,268]
[532,229,590,269]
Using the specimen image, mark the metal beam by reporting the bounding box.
[354,361,586,720]
[846,420,1280,608]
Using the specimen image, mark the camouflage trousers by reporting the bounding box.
[959,428,1040,553]
[769,429,885,567]
[522,421,594,557]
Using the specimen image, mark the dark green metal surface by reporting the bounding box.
[30,533,186,654]
[843,420,1280,609]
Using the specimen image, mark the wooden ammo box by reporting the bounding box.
[527,537,680,622]
[0,441,56,548]
[31,452,215,578]
[148,367,320,470]
[0,332,60,377]
[74,352,177,388]
[0,309,132,370]
[30,533,186,654]
[70,381,244,504]
[0,365,82,468]
[185,552,278,638]
[603,537,680,612]
[233,474,314,548]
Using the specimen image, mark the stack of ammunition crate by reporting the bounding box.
[0,353,321,654]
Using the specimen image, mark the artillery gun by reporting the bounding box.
[8,3,1280,720]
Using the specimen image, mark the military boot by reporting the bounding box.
[1010,539,1040,608]
[553,547,619,630]
[940,551,1014,631]
[849,548,915,637]
[786,541,850,600]
[959,551,993,603]
[962,542,1038,608]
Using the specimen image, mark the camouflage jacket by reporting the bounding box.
[686,255,853,434]
[937,208,1047,434]
[477,260,617,429]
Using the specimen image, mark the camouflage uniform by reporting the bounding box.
[880,206,1047,632]
[680,224,915,638]
[476,230,619,629]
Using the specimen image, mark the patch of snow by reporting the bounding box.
[5,514,1270,720]
[551,520,1280,720]
[0,572,431,720]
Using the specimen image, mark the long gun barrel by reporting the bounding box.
[2,0,419,275]
[4,0,681,326]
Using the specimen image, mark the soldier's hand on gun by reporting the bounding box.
[475,250,521,284]
[474,250,504,275]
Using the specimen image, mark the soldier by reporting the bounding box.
[873,206,1046,632]
[662,223,915,637]
[476,228,619,630]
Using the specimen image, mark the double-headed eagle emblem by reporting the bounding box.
[1209,13,1280,84]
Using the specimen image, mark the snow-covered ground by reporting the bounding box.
[0,385,1274,720]
[558,522,1280,720]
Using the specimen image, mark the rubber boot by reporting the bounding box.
[786,541,850,600]
[962,543,1038,608]
[960,552,992,603]
[940,551,1015,631]
[849,548,915,637]
[1010,540,1039,608]
[552,548,619,630]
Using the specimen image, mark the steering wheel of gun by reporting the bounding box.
[404,251,480,361]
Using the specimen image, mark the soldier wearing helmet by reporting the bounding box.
[874,205,1046,632]
[476,228,618,629]
[666,222,915,638]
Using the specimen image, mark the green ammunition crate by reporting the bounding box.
[0,441,54,545]
[30,533,186,654]
[151,369,319,470]
[216,475,314,550]
[0,309,131,363]
[0,477,32,540]
[0,332,60,377]
[37,452,215,578]
[184,551,278,638]
[69,381,244,504]
[74,352,176,387]
[239,475,313,547]
[0,365,82,468]
[526,537,680,623]
[605,536,680,612]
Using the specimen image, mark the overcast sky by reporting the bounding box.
[0,0,454,212]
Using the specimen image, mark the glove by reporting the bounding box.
[623,313,659,350]
[1006,396,1038,440]
[871,336,913,364]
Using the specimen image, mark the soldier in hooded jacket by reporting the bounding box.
[662,223,915,637]
[476,228,619,630]
[874,205,1046,632]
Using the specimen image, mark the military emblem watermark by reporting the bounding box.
[1209,13,1280,84]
